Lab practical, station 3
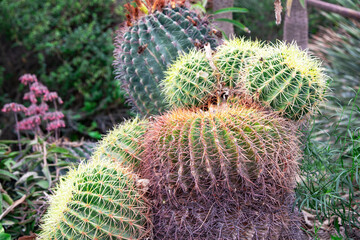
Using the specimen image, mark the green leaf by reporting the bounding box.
[48,146,69,154]
[36,180,49,189]
[214,18,250,33]
[89,131,102,139]
[0,233,11,240]
[299,0,305,8]
[0,170,18,181]
[16,172,38,184]
[42,165,52,187]
[214,7,248,15]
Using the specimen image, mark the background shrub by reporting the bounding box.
[0,0,128,140]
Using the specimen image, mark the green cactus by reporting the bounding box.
[114,0,218,116]
[245,42,328,120]
[214,38,262,88]
[37,157,150,240]
[162,49,218,109]
[93,117,148,169]
[142,102,300,195]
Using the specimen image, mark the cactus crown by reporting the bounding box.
[38,157,150,240]
[125,0,187,25]
[214,38,263,88]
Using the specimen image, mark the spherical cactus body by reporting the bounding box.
[142,102,302,239]
[37,158,150,240]
[114,0,218,116]
[94,117,148,169]
[142,102,300,196]
[214,38,262,88]
[245,43,328,120]
[162,49,217,109]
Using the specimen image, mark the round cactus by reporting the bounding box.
[142,102,300,196]
[114,0,218,116]
[93,117,148,169]
[245,42,328,120]
[214,38,262,88]
[37,158,151,240]
[162,49,218,109]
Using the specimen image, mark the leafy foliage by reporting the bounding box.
[0,139,94,238]
[0,0,127,137]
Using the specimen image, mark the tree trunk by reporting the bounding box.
[283,0,308,50]
[213,0,234,37]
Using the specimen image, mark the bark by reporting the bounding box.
[213,0,234,37]
[283,0,308,50]
[308,0,360,20]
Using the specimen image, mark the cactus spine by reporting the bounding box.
[245,43,328,120]
[114,0,218,116]
[94,118,148,169]
[162,49,218,109]
[214,38,262,88]
[142,103,300,195]
[37,158,150,240]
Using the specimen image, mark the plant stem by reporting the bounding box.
[13,113,22,151]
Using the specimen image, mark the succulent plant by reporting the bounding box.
[142,102,300,197]
[245,42,328,120]
[114,0,218,116]
[214,37,262,88]
[141,101,302,239]
[161,49,218,109]
[37,157,150,240]
[93,117,148,169]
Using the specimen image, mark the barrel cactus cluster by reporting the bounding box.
[38,0,328,239]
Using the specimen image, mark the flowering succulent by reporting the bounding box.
[19,74,37,85]
[1,73,66,147]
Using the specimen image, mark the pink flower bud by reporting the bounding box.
[25,103,48,116]
[2,103,27,113]
[17,115,41,131]
[19,74,38,86]
[30,82,49,96]
[23,91,37,104]
[43,111,64,121]
[46,120,65,131]
[43,92,58,102]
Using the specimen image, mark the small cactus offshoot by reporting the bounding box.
[162,49,218,109]
[37,157,151,240]
[245,42,328,120]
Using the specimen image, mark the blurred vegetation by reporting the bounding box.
[0,0,129,140]
[0,138,94,238]
[310,0,360,138]
[297,0,360,238]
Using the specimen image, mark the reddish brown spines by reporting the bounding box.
[125,0,187,26]
[142,103,301,197]
[139,102,303,238]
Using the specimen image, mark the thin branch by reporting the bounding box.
[307,0,360,20]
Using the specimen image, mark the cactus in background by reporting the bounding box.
[93,118,148,169]
[114,0,218,116]
[37,157,150,240]
[245,42,328,120]
[162,49,218,109]
[214,38,262,88]
[142,102,300,196]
